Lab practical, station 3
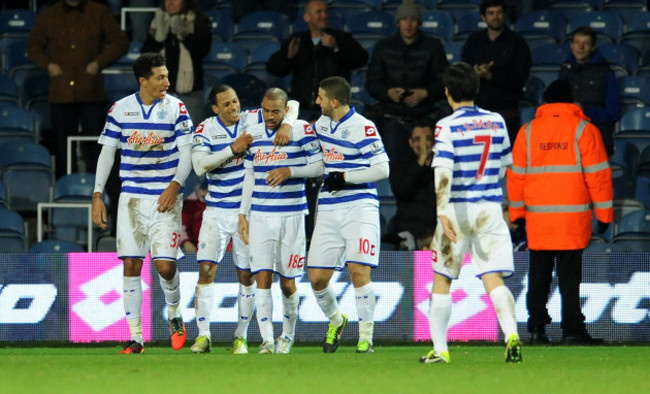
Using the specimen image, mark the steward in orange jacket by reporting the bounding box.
[506,79,612,346]
[507,104,613,250]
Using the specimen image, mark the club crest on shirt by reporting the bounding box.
[341,129,350,139]
[365,125,377,137]
[157,109,168,120]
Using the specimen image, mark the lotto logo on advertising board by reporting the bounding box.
[413,251,499,341]
[69,253,153,342]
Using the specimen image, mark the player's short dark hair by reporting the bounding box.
[480,0,507,15]
[319,76,351,105]
[443,62,479,103]
[133,53,166,81]
[209,84,235,106]
[571,26,597,46]
[264,87,288,107]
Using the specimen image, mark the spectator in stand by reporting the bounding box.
[461,0,531,145]
[365,0,449,160]
[26,0,129,177]
[141,0,211,127]
[558,26,621,156]
[267,0,368,122]
[180,177,207,252]
[386,119,436,247]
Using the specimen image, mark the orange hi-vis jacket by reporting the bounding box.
[507,103,613,250]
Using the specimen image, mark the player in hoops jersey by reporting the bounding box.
[308,76,389,354]
[91,53,193,354]
[189,85,296,354]
[238,88,323,354]
[420,62,522,365]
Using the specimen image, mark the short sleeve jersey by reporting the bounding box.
[432,105,512,203]
[191,109,263,212]
[98,93,193,199]
[314,108,389,209]
[244,120,323,216]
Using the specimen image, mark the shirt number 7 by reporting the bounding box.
[473,135,491,180]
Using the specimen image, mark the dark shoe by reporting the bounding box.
[562,332,604,345]
[529,326,551,345]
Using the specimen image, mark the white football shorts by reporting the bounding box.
[431,201,514,279]
[248,213,306,279]
[196,207,249,270]
[308,203,380,270]
[116,194,182,261]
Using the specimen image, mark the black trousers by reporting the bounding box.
[526,249,586,336]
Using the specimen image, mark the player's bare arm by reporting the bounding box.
[91,192,108,230]
[266,167,292,187]
[238,213,249,245]
[158,180,181,212]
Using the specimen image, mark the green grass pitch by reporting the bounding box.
[1,343,648,394]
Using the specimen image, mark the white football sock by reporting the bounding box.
[429,293,452,354]
[281,291,300,339]
[194,283,214,339]
[355,283,376,343]
[159,270,181,319]
[256,288,274,343]
[313,285,342,326]
[234,283,255,340]
[489,285,518,342]
[123,276,143,344]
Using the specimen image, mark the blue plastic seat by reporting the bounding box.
[0,207,26,252]
[0,180,5,207]
[569,11,624,44]
[604,1,648,24]
[615,108,650,153]
[20,71,49,109]
[454,12,484,42]
[514,10,567,43]
[550,1,600,24]
[598,43,639,78]
[112,41,143,69]
[0,73,19,107]
[443,41,463,64]
[612,209,650,241]
[0,106,38,144]
[0,9,35,39]
[618,12,650,59]
[233,11,289,41]
[104,72,136,104]
[636,145,650,176]
[29,239,85,253]
[0,141,54,212]
[244,41,282,87]
[634,174,650,208]
[205,9,234,42]
[292,9,345,33]
[50,173,99,247]
[616,75,650,113]
[610,139,640,177]
[420,10,454,42]
[204,41,249,75]
[436,1,480,22]
[347,10,397,38]
[529,43,570,87]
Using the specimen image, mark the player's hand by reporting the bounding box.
[287,37,300,59]
[388,87,405,103]
[274,123,291,146]
[86,61,99,75]
[47,63,62,77]
[238,214,249,245]
[403,88,428,107]
[439,215,457,243]
[232,131,253,154]
[320,32,337,50]
[91,193,108,230]
[266,167,291,187]
[158,181,180,212]
[323,171,345,193]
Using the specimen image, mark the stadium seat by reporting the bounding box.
[615,108,650,152]
[612,197,645,234]
[0,207,26,252]
[604,0,648,24]
[420,10,454,42]
[435,1,480,23]
[27,100,51,136]
[453,12,484,42]
[549,1,598,24]
[0,180,6,207]
[610,139,640,177]
[233,11,289,41]
[110,41,143,71]
[612,209,650,241]
[243,41,281,87]
[20,71,49,109]
[347,10,397,39]
[0,141,54,212]
[0,105,38,144]
[514,10,567,44]
[613,172,637,200]
[292,9,345,33]
[636,145,650,176]
[0,73,19,107]
[443,41,463,64]
[618,12,650,59]
[381,0,438,11]
[28,239,85,253]
[103,72,137,104]
[584,241,622,253]
[616,75,650,113]
[204,41,249,76]
[205,9,234,41]
[598,43,639,78]
[611,238,650,251]
[529,43,570,88]
[4,39,37,82]
[219,73,266,110]
[520,75,546,108]
[569,11,624,44]
[0,9,35,39]
[50,172,99,247]
[634,174,650,208]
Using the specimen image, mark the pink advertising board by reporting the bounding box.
[413,251,499,341]
[68,253,153,342]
